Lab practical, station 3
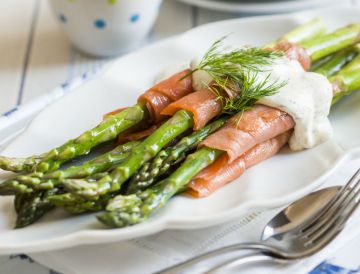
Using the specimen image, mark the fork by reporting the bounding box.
[206,168,360,273]
[156,168,360,274]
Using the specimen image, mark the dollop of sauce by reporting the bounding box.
[257,57,333,151]
[157,56,333,151]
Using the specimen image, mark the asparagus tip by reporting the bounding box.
[62,179,100,198]
[97,211,142,228]
[0,156,25,172]
[0,180,33,196]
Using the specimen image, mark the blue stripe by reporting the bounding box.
[2,107,18,117]
[309,261,360,274]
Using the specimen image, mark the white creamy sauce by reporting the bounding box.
[157,56,333,151]
[256,57,333,151]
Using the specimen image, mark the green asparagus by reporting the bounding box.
[15,188,61,228]
[0,104,148,173]
[97,54,360,228]
[314,47,359,77]
[266,18,327,48]
[299,24,360,62]
[0,179,32,196]
[331,67,360,104]
[63,110,194,198]
[48,192,113,214]
[126,117,228,194]
[98,148,222,227]
[0,141,140,194]
[278,18,327,44]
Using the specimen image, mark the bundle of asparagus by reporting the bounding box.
[98,58,360,227]
[0,19,359,229]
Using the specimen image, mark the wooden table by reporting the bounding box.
[2,0,358,116]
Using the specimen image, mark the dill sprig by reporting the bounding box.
[189,37,286,114]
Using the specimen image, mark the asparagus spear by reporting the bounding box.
[299,24,360,62]
[126,117,228,194]
[266,18,327,48]
[14,192,31,214]
[0,104,148,173]
[314,46,359,77]
[0,179,33,196]
[47,192,113,214]
[15,188,61,228]
[3,141,137,226]
[330,52,360,105]
[63,110,194,198]
[98,148,222,227]
[0,156,43,173]
[278,18,327,44]
[0,141,139,195]
[98,55,360,228]
[0,141,140,194]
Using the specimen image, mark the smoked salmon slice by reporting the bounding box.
[117,122,164,143]
[138,69,193,123]
[187,131,291,198]
[200,104,295,162]
[103,107,128,120]
[272,40,311,70]
[161,88,223,130]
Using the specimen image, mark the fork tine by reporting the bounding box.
[306,190,360,251]
[303,179,360,245]
[300,168,360,233]
[301,175,360,239]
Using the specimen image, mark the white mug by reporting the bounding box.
[49,0,163,57]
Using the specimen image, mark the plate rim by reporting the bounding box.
[176,0,343,13]
[0,6,360,254]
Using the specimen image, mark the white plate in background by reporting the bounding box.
[177,0,350,13]
[0,7,359,254]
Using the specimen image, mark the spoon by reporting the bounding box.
[156,186,341,274]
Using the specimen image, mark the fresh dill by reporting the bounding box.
[188,37,286,114]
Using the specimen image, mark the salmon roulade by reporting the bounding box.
[117,122,165,143]
[200,105,295,163]
[161,88,223,130]
[187,131,291,198]
[138,69,194,123]
[272,40,312,70]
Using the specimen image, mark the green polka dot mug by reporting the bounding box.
[49,0,163,56]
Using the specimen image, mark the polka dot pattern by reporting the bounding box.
[94,19,106,29]
[59,14,67,23]
[130,14,140,23]
[60,0,142,28]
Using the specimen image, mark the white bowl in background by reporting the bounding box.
[49,0,163,57]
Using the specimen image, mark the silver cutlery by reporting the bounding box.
[156,168,360,274]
